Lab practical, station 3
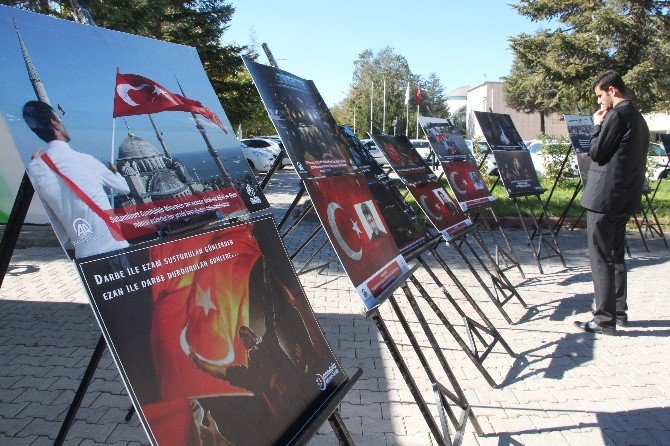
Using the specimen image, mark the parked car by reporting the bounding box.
[525,140,579,177]
[409,139,432,161]
[464,139,497,176]
[240,137,292,168]
[240,141,275,172]
[359,139,387,166]
[649,142,670,179]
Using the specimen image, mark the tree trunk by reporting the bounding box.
[540,111,546,134]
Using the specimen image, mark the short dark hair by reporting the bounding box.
[22,100,58,142]
[592,70,627,95]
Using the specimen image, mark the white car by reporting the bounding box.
[240,141,275,172]
[359,139,387,166]
[649,142,670,179]
[409,139,432,161]
[526,140,579,177]
[240,137,292,168]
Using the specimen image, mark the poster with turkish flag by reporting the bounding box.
[76,216,346,445]
[304,174,411,310]
[113,71,227,132]
[370,134,437,185]
[0,6,269,261]
[419,116,474,162]
[442,159,495,211]
[243,57,355,179]
[406,180,473,241]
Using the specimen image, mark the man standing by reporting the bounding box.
[576,71,649,335]
[23,100,131,258]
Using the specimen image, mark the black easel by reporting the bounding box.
[511,193,566,274]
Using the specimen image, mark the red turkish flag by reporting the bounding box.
[407,180,468,233]
[416,83,421,105]
[443,159,494,211]
[113,70,228,133]
[148,224,261,400]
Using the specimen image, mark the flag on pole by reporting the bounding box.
[57,104,65,116]
[404,81,410,105]
[113,70,228,132]
[416,83,422,105]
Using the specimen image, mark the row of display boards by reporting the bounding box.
[0,5,663,446]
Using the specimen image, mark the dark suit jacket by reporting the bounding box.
[580,100,649,215]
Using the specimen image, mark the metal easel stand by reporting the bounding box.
[368,278,484,445]
[511,194,566,274]
[447,230,526,324]
[635,191,668,251]
[533,144,573,239]
[469,204,525,279]
[552,181,582,236]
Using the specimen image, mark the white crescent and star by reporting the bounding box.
[179,285,235,366]
[327,202,363,261]
[116,83,148,107]
[420,195,443,221]
[449,171,468,195]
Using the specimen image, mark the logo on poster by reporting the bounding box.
[315,362,340,391]
[72,218,93,237]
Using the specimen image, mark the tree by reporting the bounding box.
[2,0,274,134]
[419,72,449,119]
[332,47,448,138]
[507,0,670,114]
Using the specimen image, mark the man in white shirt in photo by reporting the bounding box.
[23,100,131,258]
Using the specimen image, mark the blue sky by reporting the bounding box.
[0,5,242,166]
[224,0,553,106]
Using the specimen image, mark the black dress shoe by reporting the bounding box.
[616,315,628,327]
[574,320,616,335]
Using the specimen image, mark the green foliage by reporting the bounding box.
[332,47,448,139]
[508,0,670,114]
[538,134,573,185]
[2,0,274,135]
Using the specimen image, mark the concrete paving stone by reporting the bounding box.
[384,432,434,445]
[104,421,147,443]
[16,417,61,438]
[17,402,67,422]
[0,434,40,446]
[603,427,663,446]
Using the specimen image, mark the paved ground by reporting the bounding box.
[1,170,669,445]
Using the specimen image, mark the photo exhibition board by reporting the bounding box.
[242,57,355,179]
[564,114,595,186]
[304,173,410,310]
[76,215,347,446]
[474,111,543,197]
[340,125,429,255]
[418,115,494,211]
[370,134,473,241]
[0,6,269,260]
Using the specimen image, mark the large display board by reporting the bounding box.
[371,134,473,241]
[242,57,355,179]
[564,114,594,186]
[0,6,268,259]
[77,216,347,445]
[475,111,544,197]
[419,116,494,210]
[340,125,429,254]
[245,60,410,310]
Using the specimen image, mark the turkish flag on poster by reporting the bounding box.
[406,180,472,239]
[305,174,409,309]
[147,224,261,401]
[113,70,228,132]
[443,159,494,211]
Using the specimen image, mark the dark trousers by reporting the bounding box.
[587,211,628,326]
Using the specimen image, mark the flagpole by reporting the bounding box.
[416,104,420,139]
[109,117,116,203]
[382,79,386,134]
[405,101,409,136]
[370,81,374,134]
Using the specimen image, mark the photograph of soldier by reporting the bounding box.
[475,111,526,151]
[355,199,388,242]
[243,58,355,178]
[494,150,544,197]
[76,217,345,446]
